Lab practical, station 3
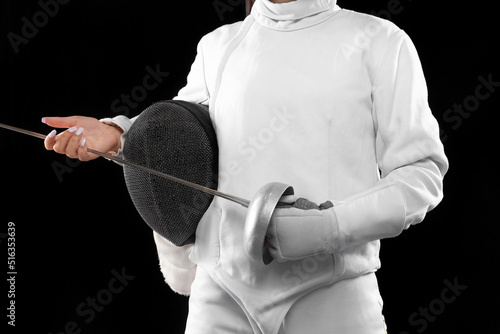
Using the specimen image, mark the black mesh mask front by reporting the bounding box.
[123,100,218,246]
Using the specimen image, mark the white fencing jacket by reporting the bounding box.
[103,0,448,333]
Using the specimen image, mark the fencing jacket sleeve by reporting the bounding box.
[332,30,448,251]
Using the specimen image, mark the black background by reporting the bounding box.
[1,0,498,333]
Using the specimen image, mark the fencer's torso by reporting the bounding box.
[178,1,401,333]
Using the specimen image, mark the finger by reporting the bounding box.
[43,129,57,150]
[53,126,78,155]
[76,137,94,162]
[42,116,80,129]
[65,127,85,159]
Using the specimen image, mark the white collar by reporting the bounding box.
[251,0,340,31]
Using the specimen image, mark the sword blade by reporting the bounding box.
[0,122,47,140]
[0,122,251,207]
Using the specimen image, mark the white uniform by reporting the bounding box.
[103,0,448,333]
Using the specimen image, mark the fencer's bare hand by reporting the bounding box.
[43,116,123,161]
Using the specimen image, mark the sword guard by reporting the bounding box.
[244,182,294,265]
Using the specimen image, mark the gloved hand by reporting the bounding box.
[266,198,338,262]
[247,181,407,264]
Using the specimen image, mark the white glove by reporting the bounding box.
[266,181,408,263]
[266,198,338,262]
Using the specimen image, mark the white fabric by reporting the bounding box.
[152,232,196,296]
[269,180,408,262]
[186,267,387,334]
[99,115,134,164]
[104,0,448,332]
[268,205,339,262]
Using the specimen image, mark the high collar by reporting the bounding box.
[251,0,340,31]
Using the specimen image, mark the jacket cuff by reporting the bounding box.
[333,180,406,251]
[153,232,197,296]
[99,115,133,162]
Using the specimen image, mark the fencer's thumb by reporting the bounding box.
[42,116,80,129]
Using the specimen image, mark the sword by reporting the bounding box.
[0,122,253,208]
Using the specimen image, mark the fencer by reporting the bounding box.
[42,0,448,333]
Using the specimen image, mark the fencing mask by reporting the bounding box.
[123,100,218,246]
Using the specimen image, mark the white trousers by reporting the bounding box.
[185,267,388,334]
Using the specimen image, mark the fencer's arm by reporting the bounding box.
[268,31,448,261]
[98,115,138,161]
[335,30,448,248]
[333,30,448,250]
